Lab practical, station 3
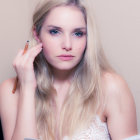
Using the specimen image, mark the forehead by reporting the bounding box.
[43,5,86,28]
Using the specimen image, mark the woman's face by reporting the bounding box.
[39,5,87,71]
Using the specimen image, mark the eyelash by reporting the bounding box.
[49,29,86,37]
[74,31,85,37]
[49,29,59,35]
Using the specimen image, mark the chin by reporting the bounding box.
[51,64,78,71]
[55,66,75,71]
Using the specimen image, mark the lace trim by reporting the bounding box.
[63,116,111,140]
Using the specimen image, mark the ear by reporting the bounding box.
[32,26,41,43]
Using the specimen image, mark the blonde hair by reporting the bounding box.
[30,0,114,139]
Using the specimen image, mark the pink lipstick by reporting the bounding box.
[57,55,74,61]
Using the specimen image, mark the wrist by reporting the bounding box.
[19,86,36,95]
[19,81,37,90]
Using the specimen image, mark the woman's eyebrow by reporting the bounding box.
[73,28,87,31]
[47,25,62,30]
[47,25,86,31]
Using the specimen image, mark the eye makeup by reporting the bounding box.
[73,30,87,37]
[46,25,87,37]
[49,29,60,35]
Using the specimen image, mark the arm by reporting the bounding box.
[0,43,42,140]
[0,79,38,140]
[0,78,18,140]
[103,73,138,140]
[11,86,38,140]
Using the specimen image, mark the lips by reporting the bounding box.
[58,54,74,57]
[57,54,74,61]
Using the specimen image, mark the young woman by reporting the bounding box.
[0,0,138,140]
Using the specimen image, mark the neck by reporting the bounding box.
[51,69,74,111]
[52,68,74,85]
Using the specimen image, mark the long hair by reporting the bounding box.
[29,0,114,139]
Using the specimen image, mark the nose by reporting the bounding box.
[62,34,72,51]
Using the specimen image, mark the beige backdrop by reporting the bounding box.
[0,0,140,133]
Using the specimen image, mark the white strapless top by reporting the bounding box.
[63,116,111,140]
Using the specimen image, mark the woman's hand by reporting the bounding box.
[12,43,43,90]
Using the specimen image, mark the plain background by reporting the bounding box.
[0,0,140,134]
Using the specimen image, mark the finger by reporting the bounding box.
[24,43,42,58]
[20,43,43,64]
[13,43,42,68]
[21,43,42,56]
[13,49,24,66]
[28,43,42,53]
[24,46,43,64]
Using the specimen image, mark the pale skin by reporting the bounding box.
[0,5,138,140]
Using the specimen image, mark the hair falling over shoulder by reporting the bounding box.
[29,0,114,139]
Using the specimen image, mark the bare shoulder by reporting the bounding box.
[0,77,19,106]
[101,71,136,116]
[0,77,19,139]
[102,72,131,94]
[101,72,135,105]
[101,72,138,139]
[0,77,16,93]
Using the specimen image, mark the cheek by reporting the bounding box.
[40,31,59,49]
[41,37,58,54]
[75,39,86,54]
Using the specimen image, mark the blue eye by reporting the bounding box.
[74,31,84,37]
[49,29,59,35]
